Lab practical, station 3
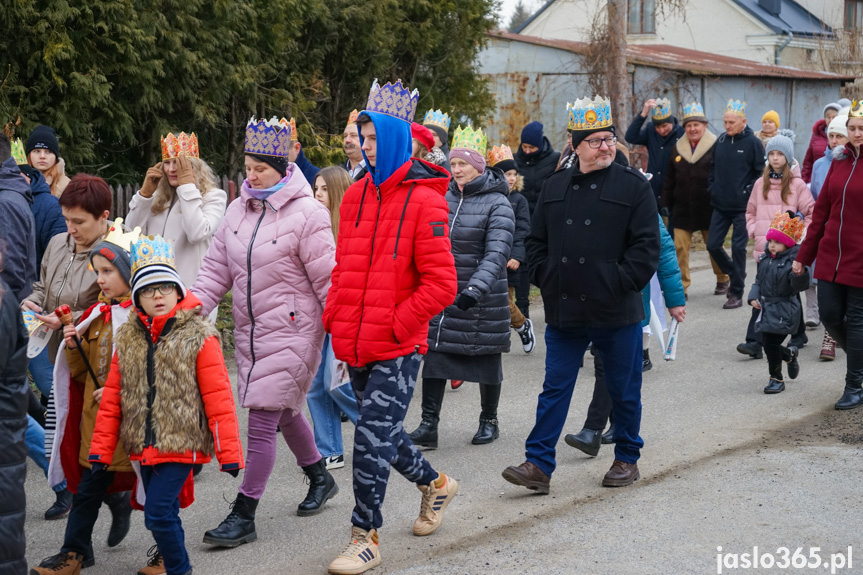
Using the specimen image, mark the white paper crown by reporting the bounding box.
[568,96,613,131]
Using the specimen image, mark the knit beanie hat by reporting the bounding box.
[520,121,544,148]
[828,115,849,138]
[90,241,133,287]
[765,132,795,165]
[247,153,287,177]
[570,125,617,150]
[835,99,851,110]
[25,125,60,157]
[411,123,435,153]
[761,110,780,128]
[766,211,804,248]
[450,148,486,173]
[130,236,187,307]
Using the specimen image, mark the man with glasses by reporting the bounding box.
[503,96,659,494]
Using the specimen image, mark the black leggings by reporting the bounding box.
[818,280,863,387]
[582,351,614,431]
[762,332,791,380]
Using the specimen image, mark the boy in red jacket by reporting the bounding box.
[323,80,459,575]
[89,235,243,575]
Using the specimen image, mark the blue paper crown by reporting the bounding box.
[365,79,420,123]
[652,98,672,121]
[683,102,704,118]
[423,109,451,131]
[726,99,746,117]
[130,235,177,276]
[568,96,613,131]
[244,117,291,158]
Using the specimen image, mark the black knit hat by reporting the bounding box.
[570,125,616,150]
[25,125,60,157]
[494,159,518,173]
[247,153,287,177]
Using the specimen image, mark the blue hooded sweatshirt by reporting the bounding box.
[25,169,66,269]
[357,111,412,188]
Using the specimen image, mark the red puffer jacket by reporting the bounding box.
[323,159,457,367]
[802,119,828,183]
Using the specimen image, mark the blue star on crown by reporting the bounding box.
[726,99,746,117]
[568,96,613,131]
[244,117,291,158]
[423,109,451,131]
[365,79,420,123]
[652,98,672,121]
[682,102,705,120]
[131,235,177,276]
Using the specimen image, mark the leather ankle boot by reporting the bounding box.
[409,379,445,448]
[202,492,258,547]
[297,459,339,516]
[835,385,863,410]
[601,425,615,444]
[471,417,499,445]
[564,428,601,456]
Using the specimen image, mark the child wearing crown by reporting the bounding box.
[32,219,140,575]
[87,235,244,575]
[747,212,811,394]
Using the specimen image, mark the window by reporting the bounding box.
[628,0,656,34]
[846,0,863,30]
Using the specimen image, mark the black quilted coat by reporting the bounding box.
[428,168,515,355]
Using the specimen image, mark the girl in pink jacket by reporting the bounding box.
[191,118,338,549]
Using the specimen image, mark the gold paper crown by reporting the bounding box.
[451,125,487,156]
[90,218,141,271]
[161,132,199,161]
[726,99,746,117]
[423,109,451,131]
[346,109,360,127]
[130,235,177,276]
[488,144,514,166]
[288,117,299,142]
[652,98,672,121]
[11,138,27,165]
[568,96,613,131]
[768,211,805,244]
[850,100,863,118]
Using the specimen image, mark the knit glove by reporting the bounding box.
[176,154,196,187]
[140,163,163,198]
[455,287,479,311]
[90,462,108,477]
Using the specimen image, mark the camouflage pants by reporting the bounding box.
[348,352,437,530]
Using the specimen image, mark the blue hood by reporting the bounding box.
[0,157,31,200]
[358,111,411,187]
[27,168,52,196]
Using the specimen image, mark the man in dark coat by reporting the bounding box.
[660,103,730,298]
[503,98,660,494]
[514,121,561,215]
[0,275,30,575]
[707,101,766,309]
[625,98,684,207]
[18,165,65,270]
[0,135,37,303]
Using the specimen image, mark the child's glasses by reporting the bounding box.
[139,284,177,299]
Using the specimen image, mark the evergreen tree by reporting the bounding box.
[508,0,532,32]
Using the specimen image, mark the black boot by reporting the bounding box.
[472,384,501,445]
[104,491,132,547]
[202,492,258,547]
[297,459,338,516]
[564,428,602,456]
[408,378,446,449]
[45,487,73,520]
[763,378,785,394]
[472,417,499,445]
[736,341,763,359]
[642,349,653,372]
[601,424,615,444]
[835,385,863,410]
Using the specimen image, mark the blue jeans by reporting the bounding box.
[26,414,66,492]
[307,334,358,458]
[140,463,193,575]
[525,323,644,478]
[29,345,54,397]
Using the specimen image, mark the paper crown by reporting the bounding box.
[11,138,26,165]
[131,235,177,276]
[160,132,199,161]
[568,96,613,131]
[346,109,359,127]
[104,217,141,253]
[423,109,451,131]
[767,211,805,246]
[726,99,747,117]
[451,125,487,156]
[365,79,420,123]
[850,100,863,118]
[288,117,299,142]
[682,102,706,121]
[652,98,672,121]
[488,144,514,166]
[244,117,291,158]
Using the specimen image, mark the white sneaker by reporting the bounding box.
[324,454,345,470]
[328,527,381,574]
[515,318,536,353]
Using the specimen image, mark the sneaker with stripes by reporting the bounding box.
[328,527,381,575]
[412,472,458,536]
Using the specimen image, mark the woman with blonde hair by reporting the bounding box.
[125,132,227,291]
[26,125,71,197]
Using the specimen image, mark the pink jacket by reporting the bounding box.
[745,163,814,260]
[192,165,335,412]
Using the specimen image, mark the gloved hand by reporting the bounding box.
[176,154,196,187]
[90,462,108,476]
[660,207,670,218]
[140,163,163,198]
[455,289,478,311]
[224,468,240,478]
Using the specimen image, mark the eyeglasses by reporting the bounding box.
[584,136,618,149]
[139,284,177,298]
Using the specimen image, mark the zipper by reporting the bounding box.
[434,192,463,349]
[214,420,221,453]
[834,148,858,279]
[354,187,383,356]
[53,252,76,310]
[143,334,157,448]
[243,207,269,403]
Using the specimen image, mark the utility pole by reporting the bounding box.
[606,0,631,142]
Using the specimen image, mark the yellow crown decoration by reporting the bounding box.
[726,99,747,117]
[768,211,805,244]
[682,102,706,122]
[130,235,177,276]
[103,218,141,252]
[568,96,613,131]
[160,132,199,161]
[488,144,514,166]
[652,98,672,122]
[288,117,299,142]
[423,109,451,131]
[11,138,27,165]
[850,100,863,118]
[346,109,360,128]
[451,125,487,156]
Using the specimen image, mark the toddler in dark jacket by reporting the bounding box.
[747,211,810,394]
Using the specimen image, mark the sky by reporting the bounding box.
[498,0,543,29]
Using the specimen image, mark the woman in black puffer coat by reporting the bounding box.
[409,134,515,447]
[0,275,30,575]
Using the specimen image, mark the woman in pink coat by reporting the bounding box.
[737,133,814,358]
[191,118,338,549]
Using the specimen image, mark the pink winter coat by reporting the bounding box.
[192,164,336,412]
[745,163,814,260]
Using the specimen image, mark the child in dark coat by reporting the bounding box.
[747,211,811,394]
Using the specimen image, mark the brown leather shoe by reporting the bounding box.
[723,296,743,309]
[502,461,550,494]
[602,460,640,487]
[714,280,730,295]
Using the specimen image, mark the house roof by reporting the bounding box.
[513,0,554,34]
[488,30,855,81]
[730,0,831,37]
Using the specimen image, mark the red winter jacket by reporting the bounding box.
[323,159,457,367]
[797,145,863,288]
[802,119,828,183]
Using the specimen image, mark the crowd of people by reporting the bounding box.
[1,82,862,575]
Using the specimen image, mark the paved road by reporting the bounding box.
[23,252,863,575]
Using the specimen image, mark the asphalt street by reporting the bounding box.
[23,251,863,575]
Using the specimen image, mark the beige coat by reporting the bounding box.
[125,183,227,288]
